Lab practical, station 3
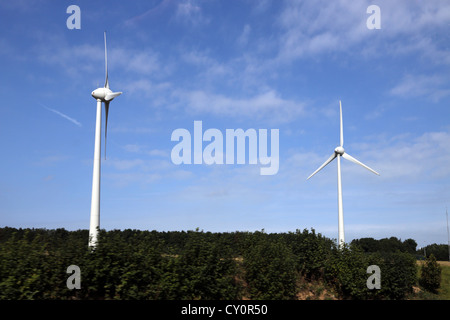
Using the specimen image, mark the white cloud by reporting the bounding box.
[180,89,306,123]
[37,40,162,81]
[274,0,450,64]
[381,0,450,35]
[105,172,161,188]
[275,0,368,61]
[107,158,146,171]
[112,48,160,75]
[237,24,251,46]
[390,74,450,101]
[181,50,231,80]
[121,79,172,102]
[123,144,169,158]
[340,131,450,182]
[283,129,450,191]
[174,0,209,25]
[37,43,102,78]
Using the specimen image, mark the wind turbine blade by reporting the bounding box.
[307,153,337,180]
[105,92,122,101]
[104,101,110,160]
[104,31,109,89]
[339,100,344,147]
[342,152,379,175]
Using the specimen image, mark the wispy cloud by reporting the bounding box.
[175,0,209,25]
[123,144,169,157]
[390,74,450,101]
[40,103,82,127]
[237,24,251,46]
[34,155,70,167]
[273,0,450,64]
[123,0,174,26]
[178,89,306,124]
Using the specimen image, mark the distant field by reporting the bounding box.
[438,263,450,299]
[417,261,450,266]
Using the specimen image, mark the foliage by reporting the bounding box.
[351,237,417,254]
[286,229,333,280]
[324,244,370,299]
[242,232,297,299]
[162,230,238,299]
[0,227,420,300]
[370,251,417,299]
[419,254,441,293]
[418,244,450,261]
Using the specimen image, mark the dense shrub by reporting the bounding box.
[286,229,333,280]
[324,244,371,299]
[164,231,238,299]
[370,251,417,299]
[419,254,441,293]
[419,244,450,261]
[243,232,297,299]
[351,237,417,254]
[0,227,419,300]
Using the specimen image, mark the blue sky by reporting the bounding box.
[1,0,450,247]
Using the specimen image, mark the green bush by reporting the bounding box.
[419,254,441,293]
[243,233,297,299]
[0,227,421,300]
[370,251,417,299]
[166,230,238,300]
[287,229,333,280]
[324,244,370,299]
[419,244,450,261]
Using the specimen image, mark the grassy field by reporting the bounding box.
[415,261,450,300]
[437,262,450,299]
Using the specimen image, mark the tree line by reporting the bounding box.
[418,243,450,261]
[0,227,432,300]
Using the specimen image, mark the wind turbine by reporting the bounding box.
[307,101,379,248]
[88,32,122,248]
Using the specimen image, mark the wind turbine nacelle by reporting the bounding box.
[335,146,345,155]
[91,87,112,101]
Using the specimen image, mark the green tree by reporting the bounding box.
[165,230,238,300]
[243,234,297,299]
[370,251,417,299]
[324,244,370,299]
[419,254,441,293]
[287,229,333,280]
[403,239,417,254]
[421,244,449,261]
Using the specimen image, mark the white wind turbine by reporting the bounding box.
[307,101,379,248]
[88,32,122,248]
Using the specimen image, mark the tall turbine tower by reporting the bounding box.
[89,32,122,248]
[307,101,379,248]
[447,207,450,262]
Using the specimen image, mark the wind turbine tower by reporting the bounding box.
[447,207,450,262]
[307,101,379,248]
[88,32,122,248]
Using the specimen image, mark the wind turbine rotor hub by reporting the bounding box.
[335,146,345,155]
